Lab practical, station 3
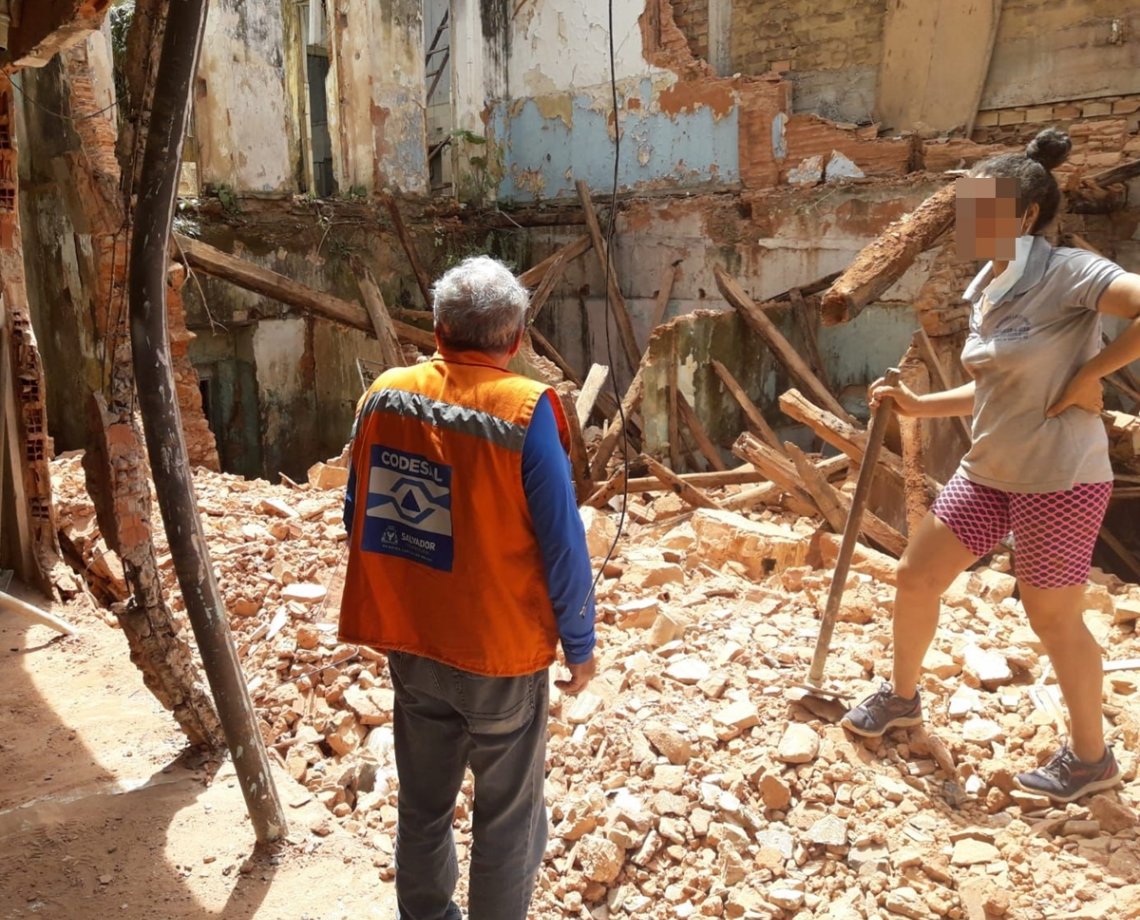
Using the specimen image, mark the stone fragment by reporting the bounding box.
[579,507,618,559]
[963,644,1013,689]
[948,683,982,717]
[343,685,394,726]
[807,814,848,848]
[308,461,350,491]
[258,497,298,518]
[759,773,792,810]
[615,598,659,630]
[713,700,760,733]
[950,838,1000,866]
[962,718,1005,744]
[847,842,890,872]
[565,691,604,724]
[627,560,685,588]
[326,711,364,756]
[884,886,927,919]
[1088,794,1137,833]
[232,597,262,617]
[282,582,327,605]
[649,612,686,647]
[665,657,710,685]
[754,828,795,860]
[644,723,692,765]
[768,886,805,910]
[295,624,320,650]
[650,765,686,793]
[689,509,807,580]
[1062,819,1101,837]
[576,835,624,884]
[776,723,819,764]
[923,647,961,679]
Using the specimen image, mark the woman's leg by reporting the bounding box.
[890,512,981,698]
[1018,582,1105,763]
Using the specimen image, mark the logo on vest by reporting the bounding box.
[362,445,453,571]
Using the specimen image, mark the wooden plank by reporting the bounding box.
[591,359,646,480]
[0,302,36,582]
[575,180,640,372]
[640,454,722,510]
[0,588,78,636]
[676,391,727,472]
[779,387,941,499]
[575,364,610,428]
[876,0,1002,137]
[624,467,763,494]
[350,255,405,367]
[730,433,819,518]
[820,183,956,326]
[710,358,781,450]
[1091,158,1140,189]
[172,233,436,349]
[517,235,592,289]
[559,392,594,504]
[650,260,680,330]
[913,328,971,449]
[789,287,832,394]
[525,248,569,324]
[382,195,433,308]
[585,467,627,509]
[722,453,849,512]
[715,265,853,423]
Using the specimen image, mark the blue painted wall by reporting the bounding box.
[494,79,740,202]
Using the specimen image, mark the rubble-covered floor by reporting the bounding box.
[42,453,1140,920]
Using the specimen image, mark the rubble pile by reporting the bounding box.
[51,454,1140,919]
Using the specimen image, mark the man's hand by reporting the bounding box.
[1047,370,1104,418]
[555,654,596,695]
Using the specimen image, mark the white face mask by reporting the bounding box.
[983,233,1035,305]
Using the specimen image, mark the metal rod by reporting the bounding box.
[128,0,287,843]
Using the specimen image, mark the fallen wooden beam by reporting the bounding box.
[172,234,436,349]
[559,392,594,504]
[585,467,627,509]
[350,255,405,368]
[779,387,941,500]
[575,180,641,372]
[676,391,727,472]
[383,195,434,308]
[667,339,683,472]
[715,265,854,424]
[820,183,956,326]
[789,287,832,393]
[624,467,763,494]
[650,260,680,329]
[529,329,620,421]
[640,454,722,510]
[525,247,570,324]
[785,442,907,557]
[1090,158,1140,189]
[730,434,817,517]
[721,453,849,511]
[575,364,610,428]
[591,359,647,480]
[517,235,592,289]
[711,359,781,450]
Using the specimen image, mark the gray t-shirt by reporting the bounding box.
[959,237,1125,493]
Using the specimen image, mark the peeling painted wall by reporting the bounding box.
[195,0,299,194]
[327,0,427,195]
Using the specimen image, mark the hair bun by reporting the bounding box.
[1026,128,1071,170]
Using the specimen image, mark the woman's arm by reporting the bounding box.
[1048,273,1140,417]
[870,378,975,419]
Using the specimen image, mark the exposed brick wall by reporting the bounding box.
[729,0,886,78]
[670,0,710,64]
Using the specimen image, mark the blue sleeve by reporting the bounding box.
[522,393,597,664]
[343,460,357,538]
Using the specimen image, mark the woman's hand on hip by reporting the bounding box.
[1046,370,1104,418]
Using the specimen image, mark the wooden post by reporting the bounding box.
[592,357,647,480]
[575,180,641,372]
[913,328,971,448]
[640,454,722,510]
[715,265,853,424]
[820,183,956,326]
[0,303,35,583]
[383,194,434,308]
[350,255,406,367]
[676,391,727,472]
[576,364,610,428]
[711,359,781,449]
[899,348,931,536]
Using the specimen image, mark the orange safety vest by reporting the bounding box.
[337,351,571,677]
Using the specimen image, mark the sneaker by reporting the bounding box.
[1015,744,1122,803]
[840,683,923,737]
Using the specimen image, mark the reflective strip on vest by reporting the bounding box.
[362,387,529,452]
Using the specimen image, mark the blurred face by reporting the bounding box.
[956,176,1023,261]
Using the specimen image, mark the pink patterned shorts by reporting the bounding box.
[931,474,1112,589]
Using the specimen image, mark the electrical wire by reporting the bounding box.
[575,0,629,618]
[9,77,119,124]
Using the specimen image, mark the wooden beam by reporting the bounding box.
[779,387,941,499]
[820,183,956,326]
[640,454,722,510]
[676,391,727,471]
[667,337,682,471]
[586,467,627,509]
[1100,527,1140,583]
[576,364,610,428]
[710,359,781,450]
[525,248,569,324]
[730,433,819,518]
[0,306,36,583]
[715,265,853,423]
[575,180,641,372]
[789,287,832,393]
[559,392,594,504]
[912,328,971,449]
[518,235,592,289]
[1091,158,1140,189]
[382,195,433,308]
[591,358,647,480]
[624,467,763,494]
[172,234,436,349]
[898,352,931,537]
[0,588,79,636]
[783,443,845,532]
[350,255,405,367]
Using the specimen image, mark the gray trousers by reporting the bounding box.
[388,650,549,920]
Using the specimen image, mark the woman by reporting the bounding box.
[841,128,1140,803]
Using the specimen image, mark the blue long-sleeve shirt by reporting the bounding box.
[342,390,597,664]
[522,393,597,664]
